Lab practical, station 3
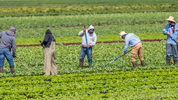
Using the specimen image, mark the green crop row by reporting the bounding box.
[0,4,178,17]
[0,12,176,39]
[0,12,177,29]
[0,0,177,6]
[1,68,178,99]
[0,41,174,77]
[15,33,166,45]
[1,23,169,39]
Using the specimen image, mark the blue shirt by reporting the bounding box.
[123,33,141,54]
[163,23,178,45]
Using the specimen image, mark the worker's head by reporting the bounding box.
[119,31,127,39]
[88,29,94,34]
[88,25,94,34]
[168,21,171,25]
[166,16,175,25]
[10,27,18,34]
[122,35,126,39]
[171,21,175,25]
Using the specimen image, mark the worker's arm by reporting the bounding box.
[90,33,97,47]
[122,38,129,56]
[0,32,2,38]
[78,28,86,36]
[41,34,49,46]
[12,37,16,57]
[163,24,170,36]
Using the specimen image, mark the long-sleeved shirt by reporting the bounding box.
[78,30,97,47]
[123,33,141,54]
[163,23,178,45]
[41,29,55,48]
[0,30,16,56]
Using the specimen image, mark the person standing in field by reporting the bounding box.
[120,31,145,67]
[41,29,58,75]
[163,16,178,65]
[78,25,97,68]
[0,27,17,73]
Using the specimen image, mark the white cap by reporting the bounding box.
[119,31,127,38]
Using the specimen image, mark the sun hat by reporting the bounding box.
[166,16,175,22]
[119,31,127,38]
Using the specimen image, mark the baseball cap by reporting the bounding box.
[10,27,18,33]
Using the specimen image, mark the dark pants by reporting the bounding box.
[79,46,92,63]
[166,44,177,60]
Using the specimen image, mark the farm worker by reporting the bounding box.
[41,29,58,75]
[120,31,145,67]
[163,16,178,65]
[0,27,17,73]
[78,25,97,68]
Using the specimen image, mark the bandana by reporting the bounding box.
[171,25,175,32]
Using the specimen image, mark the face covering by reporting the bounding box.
[89,29,94,33]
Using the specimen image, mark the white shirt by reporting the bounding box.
[78,30,97,47]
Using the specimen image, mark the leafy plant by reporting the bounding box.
[1,68,178,99]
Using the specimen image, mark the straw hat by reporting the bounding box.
[166,16,175,22]
[119,31,127,37]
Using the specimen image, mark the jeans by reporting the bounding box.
[166,44,177,60]
[0,49,14,66]
[79,46,92,63]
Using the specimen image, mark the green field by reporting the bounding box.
[1,0,178,99]
[0,0,178,17]
[0,0,177,6]
[1,12,174,29]
[0,41,170,77]
[0,12,173,45]
[1,68,178,99]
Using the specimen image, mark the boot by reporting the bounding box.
[132,61,137,67]
[0,66,3,73]
[166,59,170,66]
[174,60,177,65]
[10,66,15,73]
[141,60,145,67]
[89,62,92,68]
[79,61,83,68]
